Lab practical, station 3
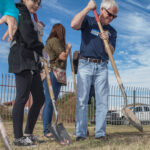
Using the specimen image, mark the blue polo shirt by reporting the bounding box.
[80,15,117,60]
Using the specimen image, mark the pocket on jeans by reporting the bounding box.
[100,62,108,69]
[78,59,88,68]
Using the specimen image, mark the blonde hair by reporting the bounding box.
[100,0,119,12]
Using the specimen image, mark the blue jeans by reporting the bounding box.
[76,59,109,138]
[42,71,61,135]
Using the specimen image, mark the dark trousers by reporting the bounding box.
[12,70,45,138]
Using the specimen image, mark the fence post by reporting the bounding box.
[133,90,136,114]
[0,74,3,104]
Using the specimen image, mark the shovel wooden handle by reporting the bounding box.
[42,57,59,124]
[93,9,127,106]
[42,58,55,100]
[66,45,77,94]
[69,50,77,94]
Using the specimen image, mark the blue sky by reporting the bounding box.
[0,0,150,88]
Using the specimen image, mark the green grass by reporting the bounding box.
[1,121,150,150]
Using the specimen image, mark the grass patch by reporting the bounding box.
[1,121,150,150]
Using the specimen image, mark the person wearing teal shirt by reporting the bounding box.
[0,0,19,41]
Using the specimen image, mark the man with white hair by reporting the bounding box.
[71,0,118,141]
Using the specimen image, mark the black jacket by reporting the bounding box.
[8,3,44,73]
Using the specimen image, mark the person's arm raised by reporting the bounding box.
[71,0,97,30]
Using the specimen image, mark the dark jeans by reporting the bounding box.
[12,70,45,138]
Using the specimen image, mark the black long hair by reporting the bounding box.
[20,0,41,5]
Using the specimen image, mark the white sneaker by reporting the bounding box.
[13,136,36,146]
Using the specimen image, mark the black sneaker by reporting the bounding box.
[13,136,36,146]
[76,136,86,141]
[95,136,108,141]
[87,129,89,136]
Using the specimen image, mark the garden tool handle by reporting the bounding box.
[93,9,120,81]
[69,50,77,94]
[42,58,55,100]
[93,9,127,105]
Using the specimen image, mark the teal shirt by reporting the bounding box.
[0,0,19,23]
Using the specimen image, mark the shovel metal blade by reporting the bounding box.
[122,107,143,132]
[49,123,71,145]
[57,123,72,144]
[2,136,12,150]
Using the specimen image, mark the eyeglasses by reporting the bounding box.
[31,0,41,7]
[104,8,117,19]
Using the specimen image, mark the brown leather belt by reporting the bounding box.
[80,56,105,63]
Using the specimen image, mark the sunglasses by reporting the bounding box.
[104,8,117,19]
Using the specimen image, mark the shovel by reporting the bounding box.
[0,116,12,150]
[33,14,72,144]
[42,58,72,145]
[34,14,72,143]
[93,9,143,132]
[69,50,77,94]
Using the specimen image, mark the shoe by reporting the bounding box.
[27,135,44,143]
[13,136,36,146]
[87,129,89,136]
[76,136,86,141]
[95,136,108,141]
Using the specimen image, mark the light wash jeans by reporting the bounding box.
[42,71,61,135]
[76,59,109,138]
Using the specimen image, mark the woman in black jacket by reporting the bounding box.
[9,0,45,146]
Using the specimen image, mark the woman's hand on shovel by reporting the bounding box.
[66,43,72,50]
[66,43,72,56]
[59,43,72,61]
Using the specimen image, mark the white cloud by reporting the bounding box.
[0,42,10,62]
[116,13,150,38]
[108,1,150,88]
[126,0,145,9]
[42,0,75,15]
[50,18,61,24]
[109,65,150,88]
[147,5,150,10]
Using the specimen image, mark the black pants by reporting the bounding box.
[12,70,45,138]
